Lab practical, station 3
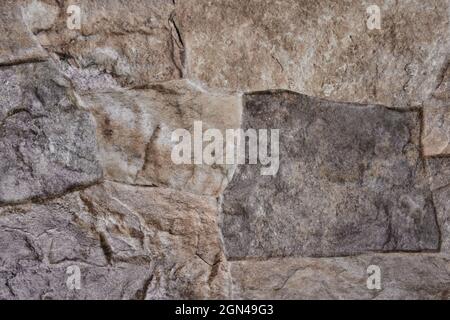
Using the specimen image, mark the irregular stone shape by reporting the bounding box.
[177,0,450,108]
[0,62,102,205]
[423,106,450,156]
[221,91,439,259]
[434,187,450,253]
[0,0,48,65]
[81,80,242,196]
[231,254,450,300]
[0,182,230,299]
[35,0,182,90]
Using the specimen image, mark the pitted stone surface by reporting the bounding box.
[177,0,450,109]
[82,80,241,196]
[231,254,450,300]
[1,0,449,300]
[221,91,439,259]
[34,0,182,91]
[0,62,102,205]
[0,182,231,299]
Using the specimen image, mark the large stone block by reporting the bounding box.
[177,0,450,108]
[0,62,102,205]
[82,80,242,196]
[231,254,450,299]
[33,0,182,91]
[0,182,230,299]
[221,91,439,259]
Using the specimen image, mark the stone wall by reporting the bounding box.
[0,0,449,299]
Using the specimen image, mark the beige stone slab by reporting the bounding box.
[82,79,242,196]
[231,254,450,300]
[177,0,450,109]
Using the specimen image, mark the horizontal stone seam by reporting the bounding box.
[225,250,447,263]
[0,57,48,68]
[244,90,426,112]
[104,179,158,188]
[0,179,103,209]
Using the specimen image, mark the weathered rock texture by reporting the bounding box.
[177,0,450,108]
[0,182,230,299]
[0,0,48,65]
[1,0,449,300]
[32,0,183,91]
[0,62,102,205]
[426,158,450,192]
[82,80,241,196]
[221,91,439,259]
[231,254,450,299]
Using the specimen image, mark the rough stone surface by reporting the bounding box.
[2,0,450,300]
[0,62,102,205]
[231,254,450,300]
[434,63,450,101]
[22,0,60,34]
[0,0,48,65]
[82,80,241,196]
[426,158,450,192]
[221,91,439,259]
[423,106,450,156]
[434,187,450,254]
[0,181,230,299]
[35,0,183,91]
[177,0,450,108]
